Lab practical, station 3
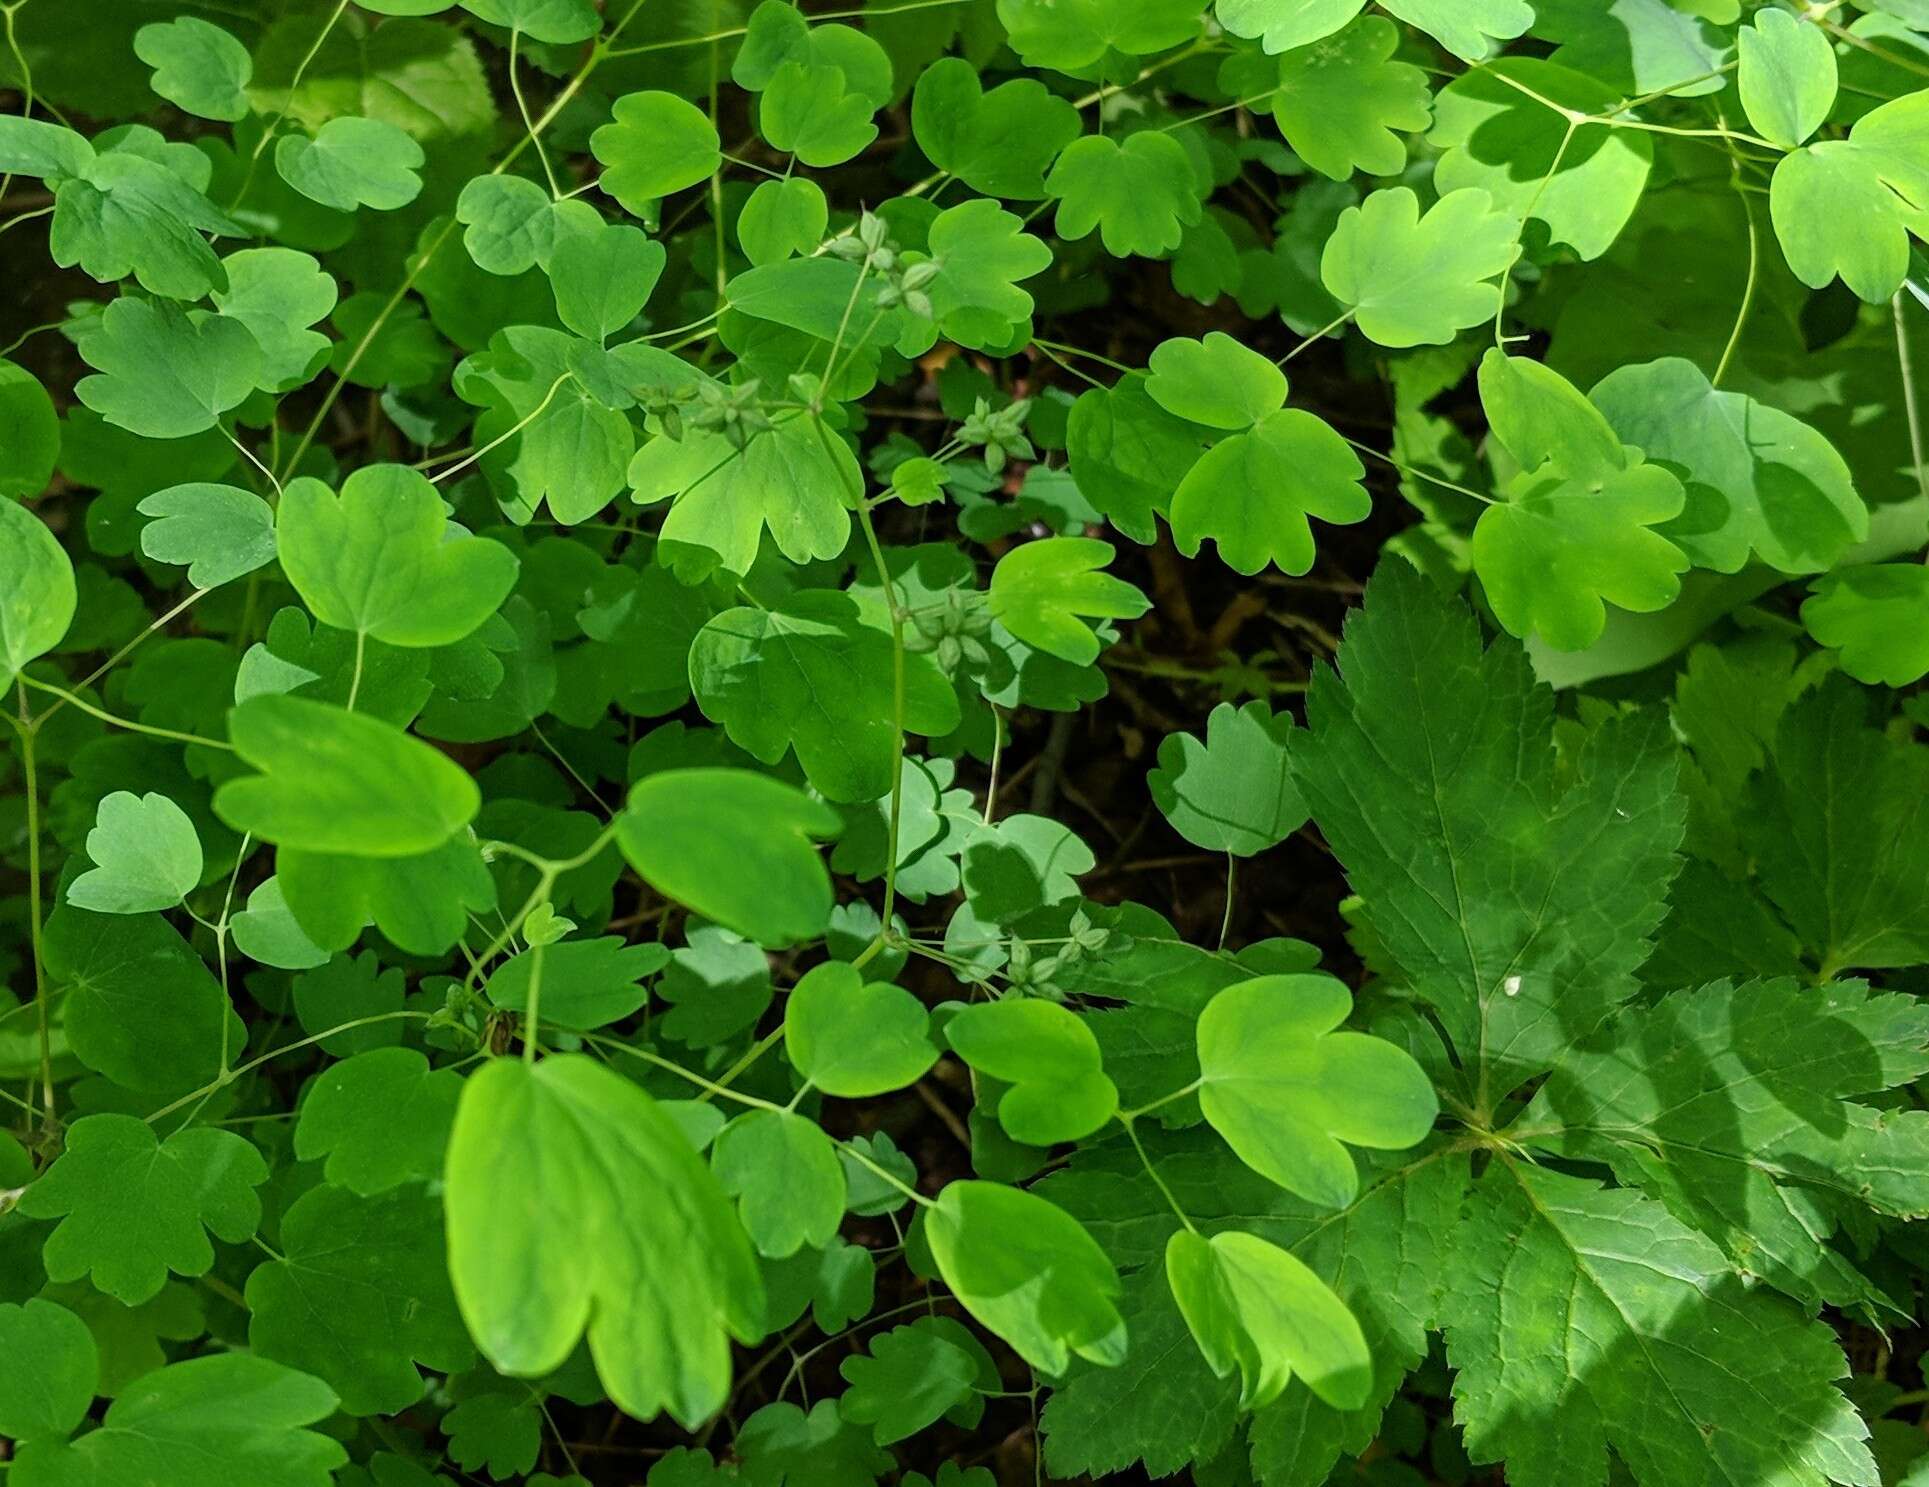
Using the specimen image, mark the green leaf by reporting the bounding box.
[592,91,721,213]
[1769,92,1929,300]
[1739,5,1837,150]
[1165,1228,1370,1411]
[1430,60,1653,260]
[997,0,1205,70]
[923,199,1052,348]
[277,464,519,646]
[137,482,277,589]
[1319,187,1516,346]
[925,1180,1125,1375]
[214,695,480,856]
[618,768,839,947]
[275,117,424,211]
[689,590,961,801]
[444,1054,764,1427]
[0,496,75,679]
[1474,351,1688,649]
[75,298,260,438]
[1292,562,1685,1099]
[209,248,337,393]
[1045,131,1204,259]
[1149,700,1307,856]
[487,935,670,1029]
[0,115,93,177]
[1378,0,1531,59]
[278,836,496,956]
[455,174,578,275]
[987,537,1149,666]
[1065,373,1207,543]
[713,1109,848,1257]
[1196,974,1436,1206]
[1146,331,1285,430]
[838,1319,986,1445]
[10,1353,346,1487]
[1803,563,1929,686]
[1256,18,1432,181]
[19,1114,267,1305]
[946,998,1119,1143]
[1744,677,1929,974]
[761,61,878,167]
[737,176,829,265]
[229,876,329,970]
[1214,0,1363,53]
[0,1299,97,1442]
[1589,357,1866,575]
[1520,976,1929,1309]
[460,0,598,43]
[247,1184,472,1415]
[293,1046,462,1196]
[0,358,58,498]
[134,17,250,121]
[911,58,1081,200]
[1441,1161,1875,1487]
[292,950,404,1056]
[1170,407,1371,576]
[548,222,664,341]
[736,1398,893,1487]
[51,150,241,300]
[47,906,239,1095]
[66,790,201,914]
[785,960,937,1097]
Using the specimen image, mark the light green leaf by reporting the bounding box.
[9,1353,345,1487]
[689,590,961,801]
[592,91,721,213]
[1378,0,1531,59]
[1430,59,1652,261]
[1739,5,1837,149]
[1149,700,1307,856]
[713,1109,848,1258]
[0,1299,96,1442]
[0,358,58,498]
[19,1114,267,1305]
[487,935,670,1029]
[761,61,877,167]
[1165,1228,1370,1410]
[460,0,598,43]
[996,0,1205,70]
[1214,0,1363,53]
[1473,351,1688,649]
[1197,974,1437,1206]
[1045,131,1204,259]
[548,222,664,341]
[209,247,337,392]
[75,297,260,438]
[0,496,75,678]
[137,481,277,589]
[275,117,424,211]
[923,199,1052,348]
[925,1180,1126,1376]
[293,1046,462,1196]
[277,463,519,647]
[213,695,480,856]
[455,173,579,275]
[838,1319,989,1445]
[988,537,1149,666]
[911,58,1081,200]
[1259,17,1432,180]
[785,961,937,1097]
[66,791,201,914]
[278,836,495,956]
[1590,356,1866,575]
[1802,563,1929,686]
[737,176,829,265]
[134,17,251,120]
[1319,187,1515,346]
[1770,92,1929,301]
[1146,331,1285,430]
[1170,407,1370,576]
[0,115,93,177]
[618,768,838,947]
[946,998,1119,1144]
[51,150,242,300]
[444,1054,764,1427]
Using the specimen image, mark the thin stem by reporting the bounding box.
[1218,853,1236,950]
[1341,435,1498,506]
[18,676,236,750]
[143,1012,431,1124]
[1895,295,1929,557]
[1277,310,1353,367]
[346,628,366,712]
[521,938,548,1064]
[1713,124,1760,389]
[1118,1114,1196,1234]
[431,373,574,485]
[508,28,561,197]
[15,682,52,1126]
